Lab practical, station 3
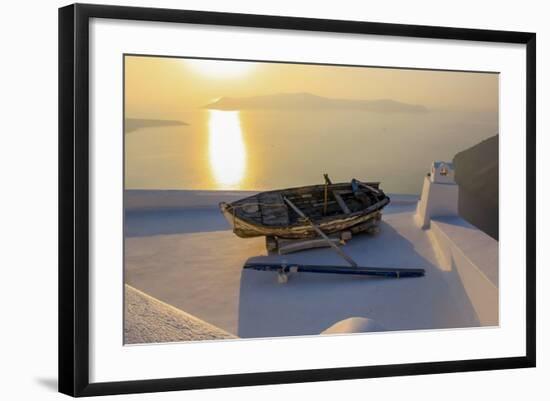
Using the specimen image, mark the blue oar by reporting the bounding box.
[244,262,425,278]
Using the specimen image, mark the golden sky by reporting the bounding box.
[124,55,498,118]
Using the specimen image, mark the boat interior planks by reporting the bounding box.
[259,192,289,226]
[219,179,391,241]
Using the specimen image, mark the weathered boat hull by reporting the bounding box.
[220,181,390,240]
[221,203,385,239]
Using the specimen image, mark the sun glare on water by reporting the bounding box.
[208,111,247,189]
[185,59,254,79]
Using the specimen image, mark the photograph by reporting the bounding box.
[123,55,500,344]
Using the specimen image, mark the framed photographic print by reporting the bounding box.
[58,3,536,397]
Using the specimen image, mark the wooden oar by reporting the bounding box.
[283,196,358,268]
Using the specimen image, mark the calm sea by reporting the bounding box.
[125,109,497,195]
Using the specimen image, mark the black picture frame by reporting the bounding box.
[59,3,536,397]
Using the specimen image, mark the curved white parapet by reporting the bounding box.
[321,317,386,335]
[415,161,498,326]
[429,217,499,326]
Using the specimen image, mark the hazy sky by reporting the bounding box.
[125,55,498,118]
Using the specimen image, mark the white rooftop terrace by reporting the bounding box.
[124,180,498,340]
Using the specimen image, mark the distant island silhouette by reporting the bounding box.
[125,118,188,133]
[204,92,428,112]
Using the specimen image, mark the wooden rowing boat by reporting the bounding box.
[219,179,390,240]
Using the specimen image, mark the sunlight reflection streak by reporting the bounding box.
[208,111,246,189]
